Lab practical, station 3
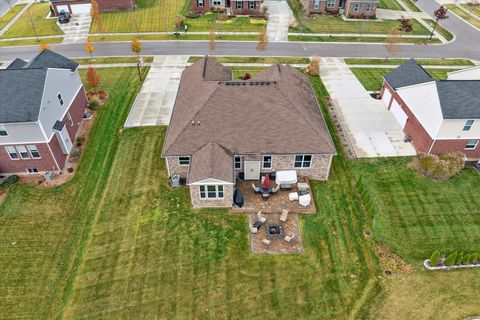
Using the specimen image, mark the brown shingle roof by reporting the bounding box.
[162,57,336,158]
[188,142,234,184]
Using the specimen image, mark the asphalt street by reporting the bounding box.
[0,0,479,60]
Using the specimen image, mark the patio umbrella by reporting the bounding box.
[262,175,270,190]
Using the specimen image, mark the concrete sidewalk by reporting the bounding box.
[124,55,188,128]
[320,57,416,158]
[0,2,31,37]
[265,0,293,42]
[59,13,91,44]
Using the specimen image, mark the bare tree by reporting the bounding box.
[91,0,103,33]
[209,31,216,53]
[384,27,400,60]
[84,43,96,60]
[256,27,268,51]
[398,16,413,37]
[27,8,38,41]
[430,6,449,40]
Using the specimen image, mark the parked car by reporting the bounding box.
[58,11,71,24]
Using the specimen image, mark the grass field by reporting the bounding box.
[402,0,422,12]
[188,56,310,64]
[344,58,474,66]
[88,33,258,41]
[289,35,440,43]
[0,37,63,47]
[73,56,154,64]
[350,67,456,91]
[2,3,63,39]
[378,0,403,11]
[445,4,480,29]
[461,3,480,17]
[0,4,26,30]
[1,67,480,319]
[423,19,454,41]
[185,13,266,32]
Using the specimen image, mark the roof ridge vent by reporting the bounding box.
[202,55,208,79]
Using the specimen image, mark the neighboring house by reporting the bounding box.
[191,0,262,15]
[162,57,336,208]
[302,0,378,18]
[380,59,480,164]
[0,50,88,175]
[50,0,134,16]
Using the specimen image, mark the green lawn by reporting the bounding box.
[402,0,422,12]
[350,67,456,91]
[1,66,479,319]
[423,19,454,41]
[88,33,258,42]
[462,3,480,17]
[2,3,63,39]
[73,56,154,64]
[188,56,310,64]
[0,4,26,30]
[289,35,440,43]
[185,13,266,32]
[445,4,480,29]
[344,58,474,66]
[290,15,430,35]
[0,37,63,47]
[378,0,403,11]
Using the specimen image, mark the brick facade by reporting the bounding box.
[344,0,377,18]
[381,81,480,161]
[166,156,190,178]
[190,0,261,14]
[51,0,133,16]
[189,184,234,208]
[230,0,261,14]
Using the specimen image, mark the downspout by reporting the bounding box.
[427,140,435,154]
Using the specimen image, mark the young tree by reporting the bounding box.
[430,6,449,39]
[209,31,216,53]
[398,16,413,37]
[84,43,96,59]
[175,16,185,31]
[256,27,269,51]
[91,0,103,33]
[384,27,400,60]
[131,37,142,60]
[27,8,38,41]
[306,57,320,76]
[39,43,50,51]
[86,67,100,92]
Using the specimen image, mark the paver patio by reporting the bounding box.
[124,55,188,127]
[320,57,416,158]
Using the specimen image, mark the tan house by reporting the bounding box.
[162,57,336,208]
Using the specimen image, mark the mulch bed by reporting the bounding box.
[249,213,304,254]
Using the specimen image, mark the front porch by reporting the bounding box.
[231,178,316,214]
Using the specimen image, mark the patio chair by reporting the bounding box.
[257,211,267,223]
[262,193,270,201]
[280,209,288,222]
[271,185,280,194]
[288,192,299,201]
[250,226,258,234]
[284,234,296,244]
[299,194,311,207]
[252,183,260,193]
[262,238,271,246]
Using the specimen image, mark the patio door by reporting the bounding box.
[244,161,260,180]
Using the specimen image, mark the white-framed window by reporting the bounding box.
[0,124,7,136]
[353,3,360,12]
[314,0,320,9]
[365,3,372,12]
[234,156,242,169]
[57,93,64,106]
[27,144,41,159]
[294,154,312,168]
[178,156,190,165]
[236,1,243,9]
[27,168,39,174]
[463,119,474,131]
[249,0,255,9]
[465,139,478,149]
[5,146,19,160]
[326,0,335,8]
[199,185,224,199]
[198,0,204,7]
[16,145,30,159]
[213,0,221,4]
[262,155,272,169]
[66,111,74,126]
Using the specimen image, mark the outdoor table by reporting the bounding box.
[258,186,272,194]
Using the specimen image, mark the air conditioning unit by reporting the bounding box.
[170,175,181,188]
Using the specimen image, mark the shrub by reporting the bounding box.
[413,152,465,180]
[472,253,480,263]
[429,250,441,267]
[455,252,464,265]
[243,73,251,80]
[444,252,457,266]
[306,57,320,76]
[70,148,81,162]
[76,136,85,147]
[67,167,74,173]
[6,175,19,184]
[88,101,99,110]
[98,89,106,95]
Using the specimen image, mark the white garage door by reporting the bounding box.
[382,88,392,108]
[390,100,408,128]
[56,5,69,13]
[70,3,91,13]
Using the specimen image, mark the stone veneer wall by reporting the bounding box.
[262,154,333,181]
[189,184,234,208]
[166,156,190,178]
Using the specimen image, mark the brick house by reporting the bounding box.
[191,0,262,15]
[380,59,480,164]
[302,0,378,18]
[50,0,134,16]
[162,57,336,208]
[0,50,88,175]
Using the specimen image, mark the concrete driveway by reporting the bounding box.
[124,55,188,128]
[320,58,416,158]
[265,0,293,42]
[58,13,91,44]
